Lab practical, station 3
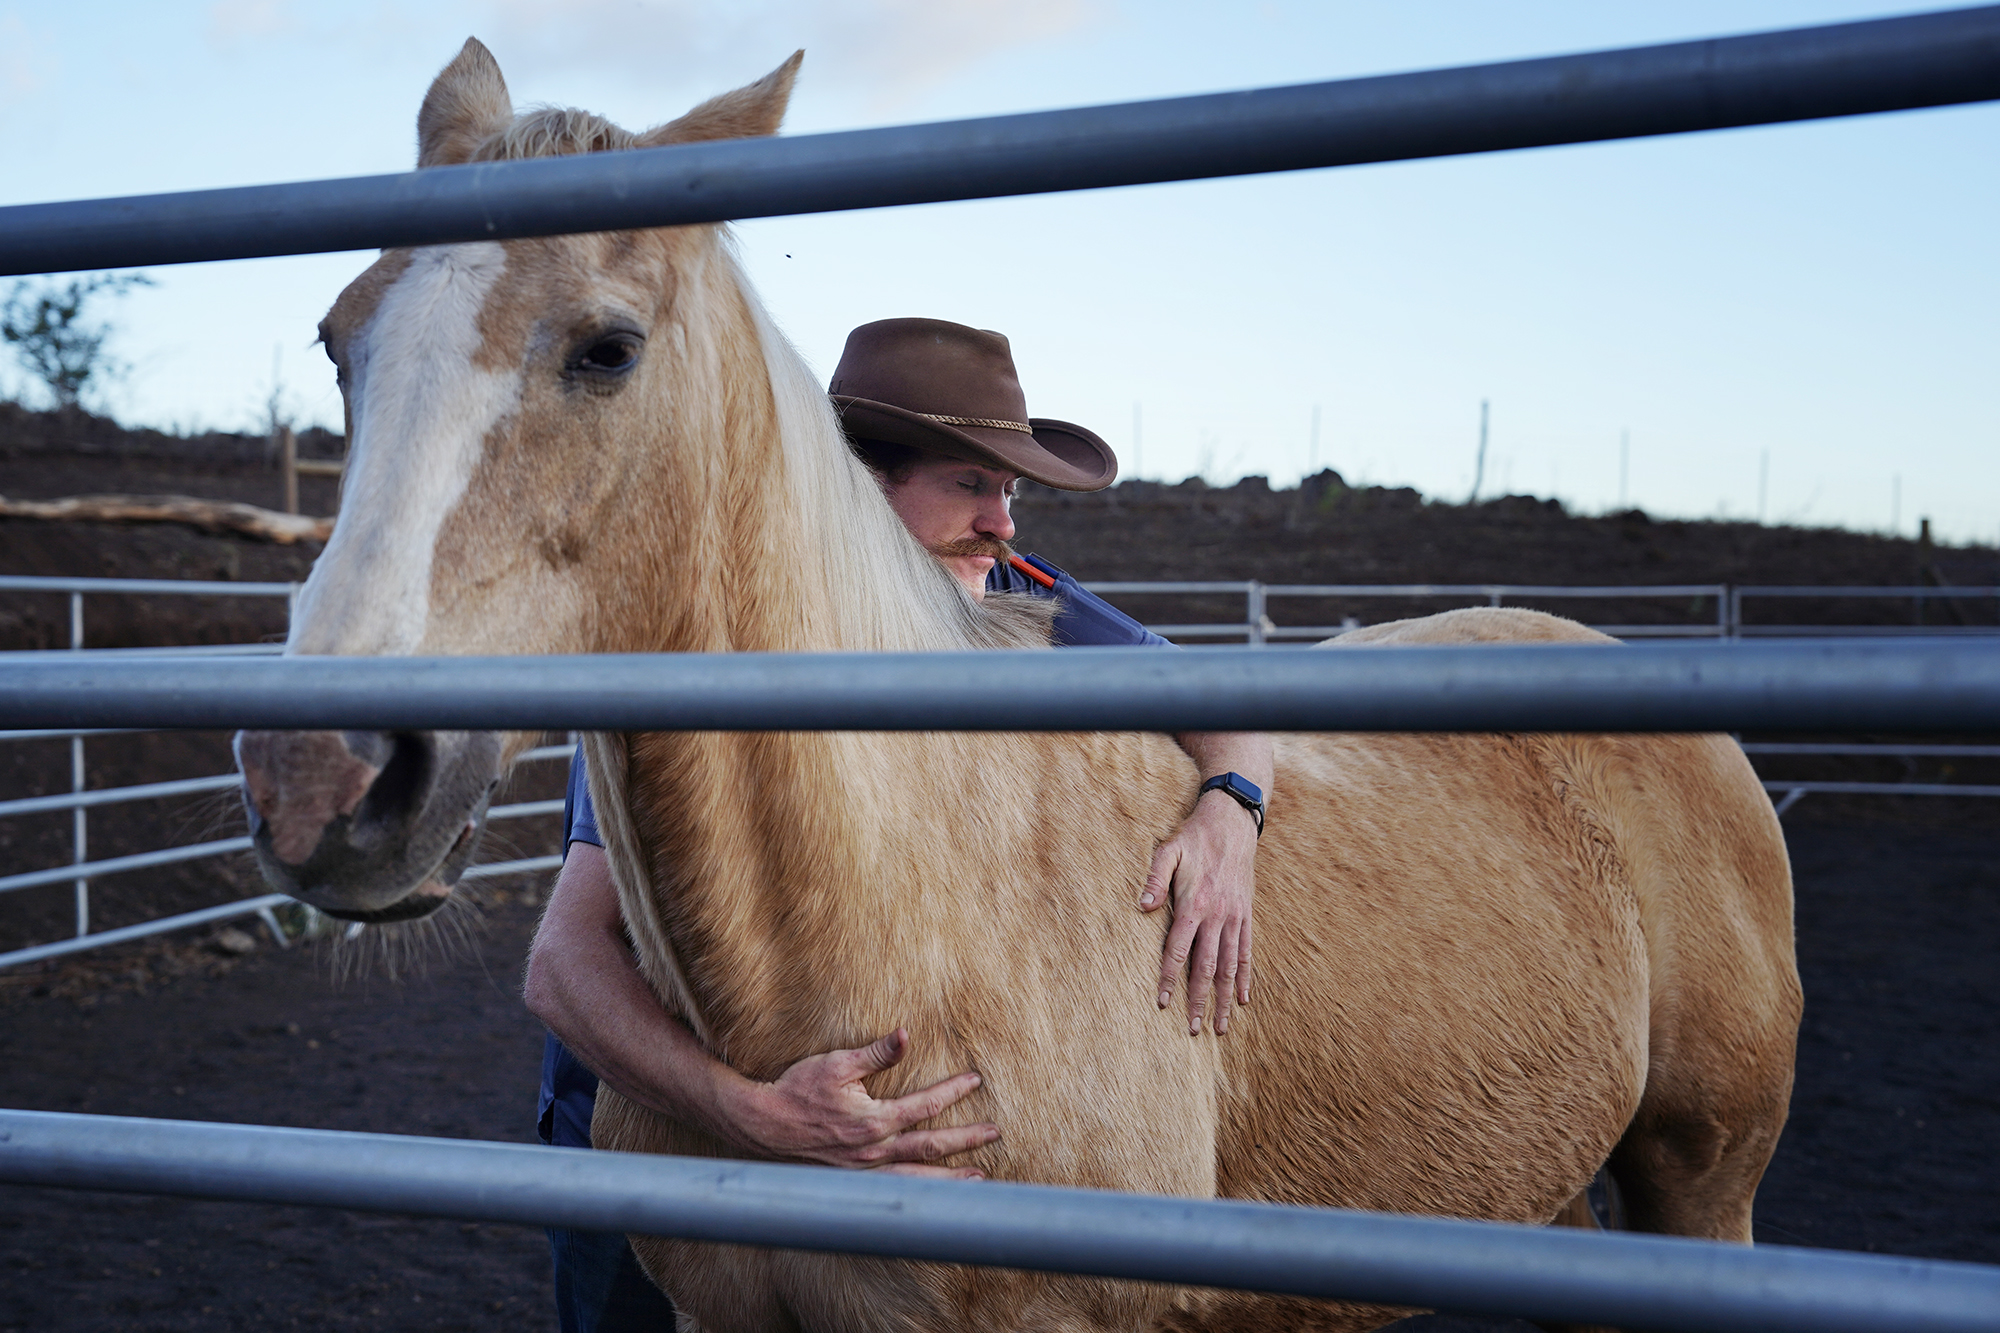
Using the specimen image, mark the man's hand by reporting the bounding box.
[1141,789,1259,1036]
[725,1028,998,1179]
[527,843,994,1178]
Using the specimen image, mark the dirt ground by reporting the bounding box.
[1,813,1994,1332]
[2,413,1997,1327]
[0,890,555,1332]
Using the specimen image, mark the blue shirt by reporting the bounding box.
[988,552,1172,651]
[538,554,1167,1144]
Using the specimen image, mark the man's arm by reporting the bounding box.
[523,840,998,1177]
[1014,557,1273,1039]
[1140,731,1274,1037]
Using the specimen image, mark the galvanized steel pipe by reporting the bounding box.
[1,1111,1995,1332]
[0,641,1995,734]
[0,897,292,971]
[4,8,2000,274]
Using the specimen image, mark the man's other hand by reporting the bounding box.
[1141,790,1258,1036]
[727,1028,999,1179]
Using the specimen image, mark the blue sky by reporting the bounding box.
[2,2,1995,544]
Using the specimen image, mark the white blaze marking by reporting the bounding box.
[289,243,519,656]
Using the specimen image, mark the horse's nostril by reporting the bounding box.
[355,732,435,831]
[235,730,386,866]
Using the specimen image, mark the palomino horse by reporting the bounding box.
[235,41,1801,1333]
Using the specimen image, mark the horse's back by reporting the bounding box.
[1329,604,1619,647]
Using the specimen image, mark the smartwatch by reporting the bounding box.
[1198,772,1265,837]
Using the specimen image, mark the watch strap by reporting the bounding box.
[1198,772,1264,836]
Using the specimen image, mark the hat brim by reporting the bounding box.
[832,397,1117,492]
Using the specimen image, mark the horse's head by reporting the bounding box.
[236,38,803,921]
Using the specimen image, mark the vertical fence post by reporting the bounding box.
[279,425,298,517]
[1717,584,1731,640]
[1246,581,1267,647]
[68,591,87,937]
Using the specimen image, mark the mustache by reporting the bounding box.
[929,537,1014,562]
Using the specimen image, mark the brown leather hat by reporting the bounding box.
[828,318,1117,492]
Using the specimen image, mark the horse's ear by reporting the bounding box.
[641,51,803,147]
[418,38,514,168]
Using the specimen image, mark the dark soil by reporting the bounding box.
[0,894,554,1332]
[2,814,1993,1331]
[1766,822,2000,1261]
[2,410,1996,1328]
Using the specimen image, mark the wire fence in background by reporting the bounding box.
[3,574,1996,971]
[0,567,569,967]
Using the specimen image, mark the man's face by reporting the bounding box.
[879,454,1020,600]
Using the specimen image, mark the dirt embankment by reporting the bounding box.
[5,403,1996,646]
[1010,472,2000,635]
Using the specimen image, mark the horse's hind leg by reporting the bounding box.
[1606,740,1803,1244]
[1606,1066,1791,1243]
[1534,1171,1626,1333]
[1607,914,1800,1245]
[1611,896,1800,1242]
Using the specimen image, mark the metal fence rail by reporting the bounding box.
[0,856,567,973]
[2,642,1996,734]
[1089,581,1734,644]
[6,8,2000,275]
[0,574,568,959]
[1748,741,2000,812]
[0,1110,1994,1333]
[0,776,566,900]
[0,574,296,939]
[1733,585,2000,637]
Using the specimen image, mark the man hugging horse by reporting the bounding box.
[525,317,1275,1331]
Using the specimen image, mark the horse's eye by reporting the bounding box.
[317,331,347,388]
[576,334,642,376]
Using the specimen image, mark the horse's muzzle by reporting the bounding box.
[234,728,501,917]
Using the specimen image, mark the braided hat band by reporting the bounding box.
[919,413,1034,434]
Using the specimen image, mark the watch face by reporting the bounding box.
[1225,774,1262,806]
[1207,773,1262,807]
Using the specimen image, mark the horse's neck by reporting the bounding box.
[595,265,1051,1056]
